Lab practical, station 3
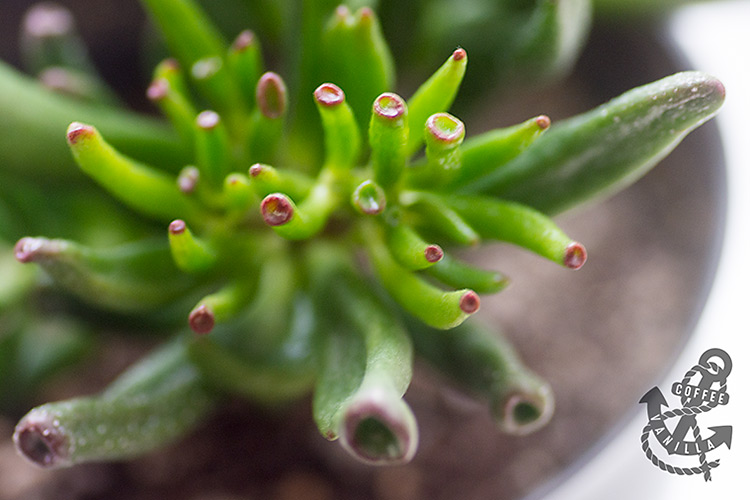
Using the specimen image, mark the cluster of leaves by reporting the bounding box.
[0,0,723,469]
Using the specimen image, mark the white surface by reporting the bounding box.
[540,1,750,498]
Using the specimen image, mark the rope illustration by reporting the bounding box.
[640,358,729,481]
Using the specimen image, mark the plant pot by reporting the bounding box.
[0,4,726,500]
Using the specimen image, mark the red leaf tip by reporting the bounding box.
[232,30,256,52]
[66,122,93,145]
[261,193,294,226]
[426,113,465,143]
[535,115,551,130]
[424,245,444,263]
[564,242,587,270]
[249,163,264,177]
[452,48,467,62]
[168,219,186,235]
[196,110,221,130]
[24,3,74,38]
[373,93,406,120]
[13,413,69,468]
[189,304,215,334]
[14,237,42,263]
[146,78,169,101]
[178,166,199,194]
[257,72,287,119]
[459,291,480,314]
[314,83,345,107]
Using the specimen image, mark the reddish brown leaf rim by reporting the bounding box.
[231,29,256,52]
[178,166,200,194]
[189,304,215,335]
[341,396,416,465]
[248,163,265,178]
[352,180,386,215]
[497,385,554,436]
[426,113,465,144]
[564,242,587,270]
[14,237,55,263]
[24,3,74,38]
[196,110,221,130]
[459,290,480,314]
[314,83,345,108]
[373,93,406,121]
[66,122,94,145]
[146,78,169,101]
[13,412,70,469]
[257,72,287,119]
[424,245,444,264]
[168,219,187,235]
[535,115,552,130]
[261,193,294,226]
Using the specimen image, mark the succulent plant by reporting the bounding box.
[1,0,724,470]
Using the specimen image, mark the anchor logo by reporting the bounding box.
[639,348,732,481]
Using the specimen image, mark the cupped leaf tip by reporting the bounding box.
[261,193,295,226]
[314,82,346,107]
[14,410,70,469]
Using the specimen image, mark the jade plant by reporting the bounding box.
[0,0,724,469]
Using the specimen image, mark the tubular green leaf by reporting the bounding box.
[321,6,395,133]
[247,72,288,164]
[13,339,218,468]
[385,222,443,271]
[187,293,316,404]
[405,48,467,156]
[66,122,200,223]
[445,194,586,269]
[365,225,479,329]
[194,110,232,188]
[249,163,315,201]
[408,319,554,435]
[461,72,726,214]
[261,172,340,240]
[167,219,217,273]
[400,191,480,246]
[14,236,195,313]
[190,57,246,125]
[147,77,197,146]
[369,92,409,189]
[447,115,551,189]
[310,262,416,464]
[188,280,259,335]
[227,30,264,109]
[314,83,361,170]
[423,251,510,295]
